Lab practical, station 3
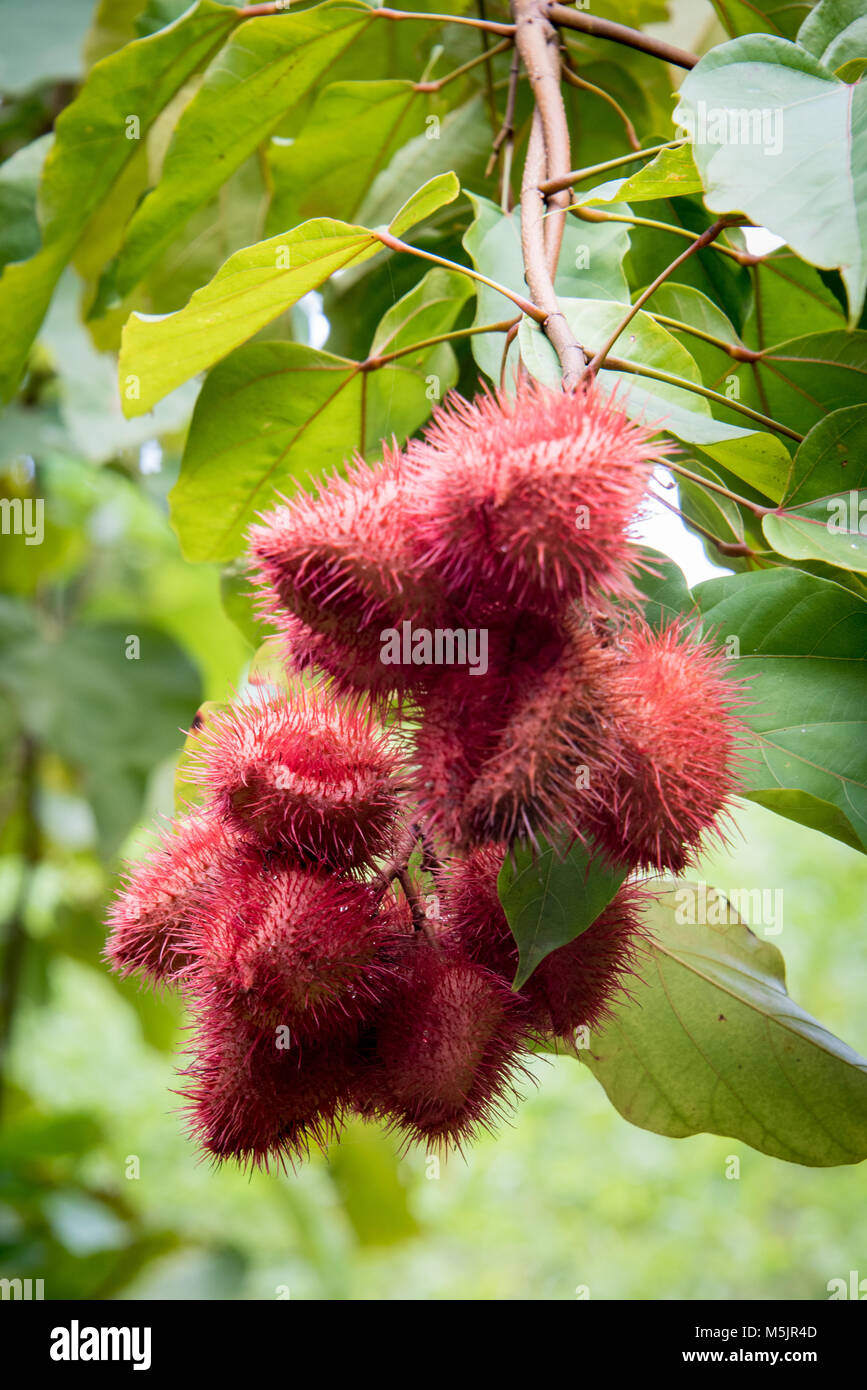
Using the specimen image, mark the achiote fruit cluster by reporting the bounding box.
[107,380,745,1169]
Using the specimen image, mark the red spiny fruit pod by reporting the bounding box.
[188,687,404,871]
[454,614,626,848]
[248,447,446,698]
[180,1004,359,1169]
[404,379,666,617]
[366,938,531,1152]
[580,617,747,872]
[440,846,650,1040]
[409,615,566,848]
[105,809,235,986]
[190,862,391,1040]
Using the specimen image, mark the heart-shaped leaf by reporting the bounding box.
[581,888,867,1166]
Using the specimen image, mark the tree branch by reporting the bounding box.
[544,3,698,69]
[584,217,738,378]
[540,139,686,197]
[514,0,587,388]
[520,110,587,388]
[371,228,546,322]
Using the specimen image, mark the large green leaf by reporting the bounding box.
[103,3,376,305]
[763,490,867,572]
[266,80,425,235]
[783,404,867,504]
[171,266,472,560]
[741,331,867,438]
[118,172,460,415]
[675,35,867,322]
[0,0,239,402]
[798,0,867,80]
[498,839,627,990]
[582,889,867,1166]
[695,567,867,849]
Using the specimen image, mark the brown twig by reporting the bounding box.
[544,3,698,69]
[238,3,514,31]
[514,0,587,388]
[520,110,587,387]
[371,228,545,322]
[414,36,512,93]
[540,139,686,196]
[584,217,738,378]
[560,61,639,151]
[486,46,521,213]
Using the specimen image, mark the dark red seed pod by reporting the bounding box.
[180,1003,359,1170]
[404,379,666,616]
[580,617,747,872]
[189,862,390,1040]
[105,809,234,986]
[248,446,447,699]
[188,687,404,871]
[365,938,530,1152]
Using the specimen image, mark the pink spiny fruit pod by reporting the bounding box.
[105,808,236,986]
[366,937,531,1152]
[451,613,627,849]
[403,378,667,617]
[440,846,650,1040]
[180,1003,358,1170]
[409,614,567,849]
[248,446,447,699]
[188,687,404,871]
[189,862,391,1041]
[579,616,747,873]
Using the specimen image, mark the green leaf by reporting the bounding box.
[635,550,696,630]
[710,0,810,41]
[103,3,376,305]
[0,0,239,402]
[118,174,459,416]
[763,490,867,572]
[463,193,630,383]
[743,330,867,438]
[581,142,704,205]
[798,0,867,81]
[695,567,867,850]
[783,404,867,505]
[266,80,425,235]
[171,265,470,560]
[498,839,627,990]
[675,35,867,323]
[388,171,460,239]
[0,135,52,273]
[744,249,846,347]
[582,888,867,1166]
